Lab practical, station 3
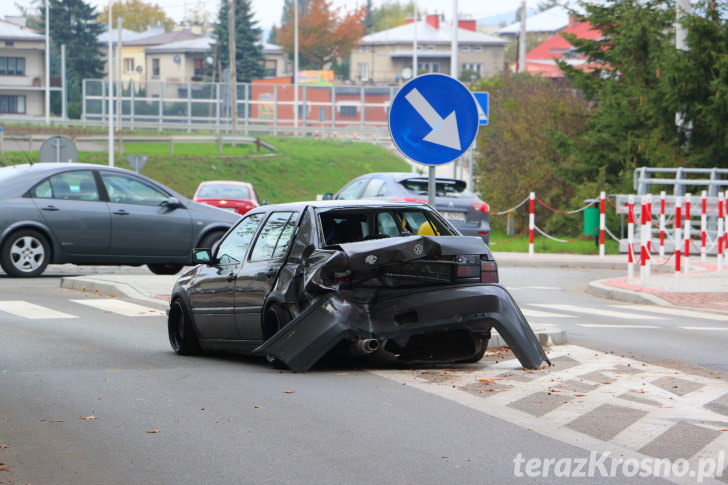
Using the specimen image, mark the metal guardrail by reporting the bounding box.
[633,167,728,197]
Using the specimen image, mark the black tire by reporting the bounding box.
[168,299,202,355]
[455,336,488,364]
[0,229,51,278]
[198,230,225,250]
[147,263,184,275]
[263,304,291,369]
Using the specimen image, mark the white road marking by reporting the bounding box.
[71,299,165,317]
[509,286,563,291]
[679,326,728,331]
[0,301,77,319]
[532,303,665,320]
[611,304,728,322]
[577,323,662,329]
[521,308,576,319]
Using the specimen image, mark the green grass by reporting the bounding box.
[489,229,621,255]
[0,136,410,203]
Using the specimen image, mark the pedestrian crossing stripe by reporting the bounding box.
[577,324,662,329]
[70,299,165,317]
[521,308,577,319]
[0,301,77,319]
[611,303,728,322]
[531,303,665,320]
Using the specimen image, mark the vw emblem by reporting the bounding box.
[365,254,378,265]
[413,244,424,255]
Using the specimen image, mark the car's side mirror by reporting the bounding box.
[321,193,333,201]
[192,248,212,265]
[163,197,184,209]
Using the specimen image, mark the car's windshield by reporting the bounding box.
[198,184,251,200]
[318,207,453,245]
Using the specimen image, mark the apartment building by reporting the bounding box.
[0,18,45,117]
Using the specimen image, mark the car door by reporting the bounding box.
[30,170,111,255]
[188,213,265,340]
[99,171,192,257]
[234,211,300,340]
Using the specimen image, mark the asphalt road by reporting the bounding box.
[1,269,726,484]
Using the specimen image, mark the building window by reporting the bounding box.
[418,62,440,74]
[194,58,206,77]
[5,41,14,47]
[339,105,357,117]
[0,95,26,113]
[357,62,369,82]
[263,59,276,77]
[474,46,483,52]
[462,63,483,74]
[426,45,435,50]
[124,58,134,73]
[461,45,471,52]
[0,57,25,75]
[152,58,160,77]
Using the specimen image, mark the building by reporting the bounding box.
[0,18,46,117]
[524,17,602,78]
[350,14,508,85]
[98,26,164,86]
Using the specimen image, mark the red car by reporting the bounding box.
[193,181,259,216]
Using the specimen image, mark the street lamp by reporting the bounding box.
[108,0,114,166]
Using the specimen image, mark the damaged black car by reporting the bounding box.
[167,200,550,372]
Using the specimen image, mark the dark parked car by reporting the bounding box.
[324,172,491,243]
[193,180,259,216]
[167,200,550,372]
[0,163,240,277]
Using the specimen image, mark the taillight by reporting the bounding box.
[393,197,428,204]
[472,202,490,213]
[480,260,499,283]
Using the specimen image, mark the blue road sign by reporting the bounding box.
[389,74,479,166]
[474,91,489,126]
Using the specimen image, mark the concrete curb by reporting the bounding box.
[60,276,169,309]
[586,279,671,306]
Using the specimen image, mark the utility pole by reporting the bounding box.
[228,0,237,135]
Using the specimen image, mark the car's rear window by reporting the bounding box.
[198,184,250,200]
[400,178,471,198]
[318,207,454,245]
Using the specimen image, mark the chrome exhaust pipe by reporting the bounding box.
[352,338,379,355]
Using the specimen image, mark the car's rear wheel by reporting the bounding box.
[147,263,184,275]
[1,229,51,278]
[198,230,225,250]
[263,304,291,369]
[168,299,202,355]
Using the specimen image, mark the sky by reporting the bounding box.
[4,0,543,31]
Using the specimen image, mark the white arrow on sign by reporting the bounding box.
[405,88,461,151]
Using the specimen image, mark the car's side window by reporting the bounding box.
[31,171,99,201]
[361,177,386,198]
[336,179,366,200]
[100,172,169,206]
[250,212,299,261]
[377,212,401,237]
[216,213,264,265]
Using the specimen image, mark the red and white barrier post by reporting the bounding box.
[640,195,651,281]
[599,191,606,258]
[700,190,707,262]
[659,191,666,258]
[675,197,682,279]
[684,193,691,274]
[529,192,535,257]
[718,192,725,271]
[627,195,635,280]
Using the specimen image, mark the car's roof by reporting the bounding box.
[357,172,467,184]
[252,199,430,212]
[197,180,254,187]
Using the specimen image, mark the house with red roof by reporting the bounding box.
[524,15,602,78]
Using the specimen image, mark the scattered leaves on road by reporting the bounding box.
[147,430,160,434]
[283,390,296,394]
[80,415,97,420]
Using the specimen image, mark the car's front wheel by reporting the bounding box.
[147,263,184,275]
[0,229,51,278]
[168,299,202,355]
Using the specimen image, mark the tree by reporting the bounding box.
[662,0,728,168]
[556,0,680,191]
[97,0,176,32]
[182,0,214,32]
[30,0,105,118]
[369,0,417,34]
[472,73,591,234]
[274,0,366,71]
[209,0,265,83]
